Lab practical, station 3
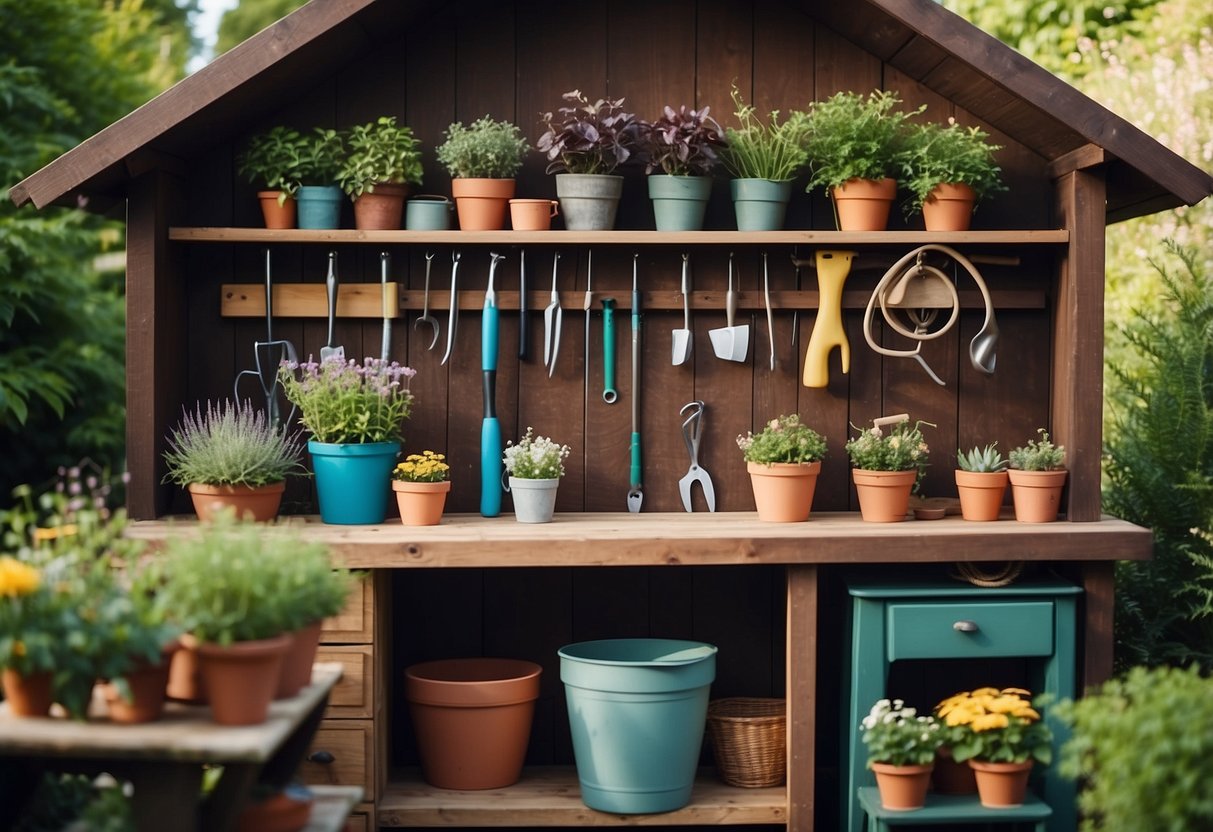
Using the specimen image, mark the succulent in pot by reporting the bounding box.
[844,416,933,522]
[1007,429,1067,523]
[955,442,1009,522]
[503,427,570,523]
[719,86,812,230]
[641,104,727,231]
[338,116,424,229]
[903,120,1006,231]
[236,125,305,228]
[861,698,945,810]
[295,127,347,229]
[737,414,828,522]
[436,115,531,230]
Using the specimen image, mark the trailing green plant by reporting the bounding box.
[536,90,645,175]
[845,418,932,475]
[1009,429,1066,471]
[902,120,1007,216]
[162,399,305,487]
[338,116,423,198]
[297,127,345,185]
[957,443,1007,473]
[719,86,812,181]
[236,125,305,201]
[1056,664,1213,831]
[435,115,530,179]
[803,89,924,193]
[503,428,570,479]
[279,357,417,444]
[860,697,944,767]
[641,104,727,177]
[737,414,827,465]
[937,687,1053,765]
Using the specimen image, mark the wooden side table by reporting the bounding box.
[857,787,1052,831]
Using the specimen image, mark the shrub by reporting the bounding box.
[435,115,530,179]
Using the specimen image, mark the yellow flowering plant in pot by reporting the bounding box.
[860,698,944,810]
[392,450,451,527]
[0,555,65,716]
[737,414,828,522]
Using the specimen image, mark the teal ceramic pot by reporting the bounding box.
[648,175,713,231]
[729,178,794,231]
[308,440,400,524]
[296,185,343,229]
[405,195,454,231]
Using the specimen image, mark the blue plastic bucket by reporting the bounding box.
[297,185,343,229]
[558,638,717,813]
[308,441,399,524]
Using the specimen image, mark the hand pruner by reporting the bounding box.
[678,400,716,512]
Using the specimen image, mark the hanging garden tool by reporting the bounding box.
[518,249,529,361]
[709,252,749,362]
[481,251,505,518]
[379,251,392,361]
[863,249,958,386]
[601,297,617,403]
[583,250,593,391]
[672,253,692,365]
[320,250,344,362]
[544,251,563,377]
[627,254,643,513]
[233,248,297,429]
[441,250,461,365]
[762,252,776,371]
[678,400,716,512]
[802,249,856,387]
[414,251,439,350]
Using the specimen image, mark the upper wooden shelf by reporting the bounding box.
[127,512,1150,570]
[168,228,1070,246]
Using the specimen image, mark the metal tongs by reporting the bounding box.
[678,400,716,512]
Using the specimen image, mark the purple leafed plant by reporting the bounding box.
[536,90,646,175]
[642,105,728,177]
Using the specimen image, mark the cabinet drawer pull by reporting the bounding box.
[308,750,336,765]
[952,620,979,633]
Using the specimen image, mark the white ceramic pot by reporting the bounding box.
[508,477,559,523]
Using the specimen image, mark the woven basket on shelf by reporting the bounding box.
[706,697,787,788]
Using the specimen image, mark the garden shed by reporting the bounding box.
[10,0,1212,831]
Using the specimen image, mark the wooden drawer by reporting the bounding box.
[322,573,375,643]
[301,719,377,802]
[317,645,374,719]
[886,601,1054,660]
[342,809,370,832]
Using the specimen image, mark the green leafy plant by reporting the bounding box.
[393,450,450,483]
[845,418,932,474]
[902,120,1006,216]
[803,89,924,193]
[338,116,423,198]
[937,687,1053,765]
[271,534,354,632]
[737,414,828,465]
[861,697,944,767]
[536,90,645,175]
[641,104,727,177]
[957,443,1007,473]
[236,125,305,201]
[279,357,417,445]
[719,86,812,181]
[297,127,346,185]
[162,399,305,487]
[0,555,67,678]
[503,428,570,479]
[1056,664,1213,831]
[436,115,530,179]
[1009,429,1066,471]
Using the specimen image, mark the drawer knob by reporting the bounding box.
[952,620,979,633]
[308,750,335,765]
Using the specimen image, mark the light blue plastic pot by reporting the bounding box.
[297,185,343,229]
[648,174,713,231]
[730,178,794,231]
[308,441,400,524]
[559,638,717,814]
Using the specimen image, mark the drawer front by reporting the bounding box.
[317,645,374,719]
[301,720,376,801]
[343,813,368,832]
[887,601,1054,660]
[322,574,374,643]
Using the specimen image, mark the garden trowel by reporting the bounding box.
[709,252,749,362]
[321,250,344,362]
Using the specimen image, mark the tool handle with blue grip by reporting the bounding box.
[480,406,502,517]
[601,298,617,403]
[630,431,642,489]
[482,300,499,372]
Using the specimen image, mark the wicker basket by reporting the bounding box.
[706,697,786,788]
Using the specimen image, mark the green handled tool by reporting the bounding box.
[481,252,505,517]
[601,297,617,404]
[627,253,643,512]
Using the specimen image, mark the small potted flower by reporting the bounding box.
[392,450,451,527]
[338,116,424,230]
[0,556,65,716]
[236,125,305,228]
[641,104,727,231]
[502,427,570,523]
[162,399,306,522]
[720,86,813,230]
[860,698,944,810]
[736,414,828,522]
[435,115,530,230]
[936,687,1053,808]
[844,415,932,522]
[955,442,1009,522]
[903,120,1006,231]
[278,357,417,525]
[1008,429,1067,523]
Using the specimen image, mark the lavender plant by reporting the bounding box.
[162,399,305,487]
[278,357,417,444]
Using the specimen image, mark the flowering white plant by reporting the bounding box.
[503,428,570,479]
[861,698,944,768]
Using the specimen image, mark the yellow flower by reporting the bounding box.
[986,695,1027,714]
[1001,687,1031,696]
[970,687,1001,697]
[12,640,26,657]
[1010,705,1041,722]
[971,712,1010,732]
[944,706,977,727]
[0,556,41,597]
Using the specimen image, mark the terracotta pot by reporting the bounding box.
[188,481,285,523]
[1,668,54,717]
[393,479,451,526]
[406,657,542,790]
[970,758,1033,807]
[851,469,916,522]
[922,182,977,231]
[193,632,291,726]
[237,786,314,832]
[932,746,977,794]
[1008,469,1068,523]
[870,761,933,810]
[257,191,296,229]
[275,621,323,700]
[509,198,559,231]
[166,636,206,703]
[451,178,515,230]
[747,461,821,522]
[955,469,1009,522]
[103,641,180,724]
[353,182,409,230]
[830,177,897,231]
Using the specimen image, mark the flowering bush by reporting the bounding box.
[393,450,450,483]
[936,687,1053,765]
[737,414,827,465]
[279,357,416,444]
[845,418,932,473]
[503,428,570,479]
[861,698,944,767]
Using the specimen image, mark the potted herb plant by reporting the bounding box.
[641,104,727,231]
[0,555,65,716]
[536,90,645,230]
[955,443,1009,522]
[338,116,423,230]
[903,120,1006,231]
[236,125,304,229]
[435,115,530,231]
[278,357,416,525]
[273,537,352,700]
[720,86,813,231]
[162,399,305,523]
[803,90,923,231]
[295,127,346,229]
[392,450,451,527]
[736,413,828,522]
[860,698,944,810]
[502,427,570,523]
[1008,429,1067,523]
[844,415,932,522]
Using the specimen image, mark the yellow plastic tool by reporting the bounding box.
[803,250,856,388]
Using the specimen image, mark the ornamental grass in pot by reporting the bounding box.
[955,443,1009,522]
[641,104,727,231]
[503,427,570,523]
[844,416,932,522]
[338,116,423,230]
[1008,429,1067,523]
[720,86,812,231]
[903,120,1006,231]
[860,697,944,810]
[436,115,530,230]
[392,450,451,526]
[237,125,304,228]
[737,414,827,522]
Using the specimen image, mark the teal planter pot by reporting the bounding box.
[405,195,454,230]
[648,175,713,231]
[296,185,343,229]
[730,178,794,231]
[559,638,717,814]
[308,440,400,524]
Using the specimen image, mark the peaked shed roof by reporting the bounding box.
[10,0,1212,221]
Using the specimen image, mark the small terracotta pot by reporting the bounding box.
[870,761,933,810]
[257,191,296,229]
[922,182,977,231]
[932,746,977,794]
[451,178,515,230]
[192,632,291,726]
[236,786,314,832]
[275,621,323,700]
[970,759,1033,807]
[831,177,897,231]
[851,469,916,522]
[1,668,54,717]
[393,479,451,526]
[103,641,180,724]
[747,461,821,522]
[955,469,1009,522]
[188,481,285,522]
[509,198,559,231]
[353,182,409,230]
[166,636,206,703]
[1008,469,1068,523]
